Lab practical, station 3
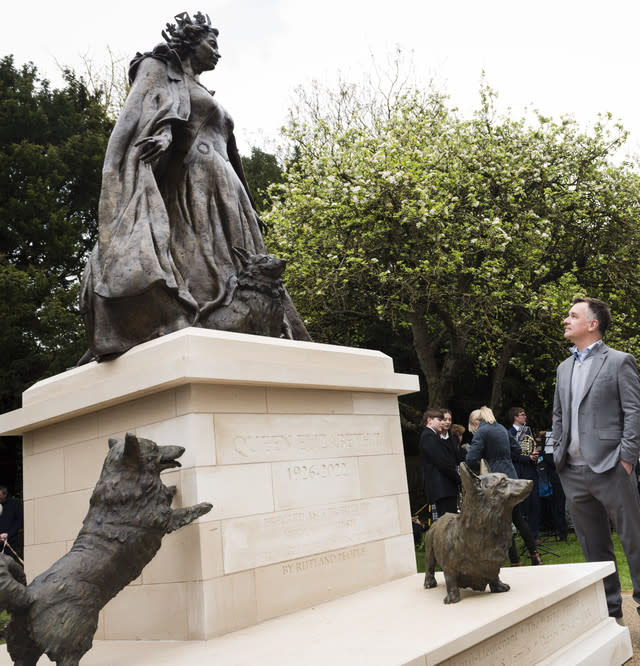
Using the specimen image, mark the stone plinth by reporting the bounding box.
[0,328,419,641]
[0,563,630,665]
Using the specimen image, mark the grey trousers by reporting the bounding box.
[559,462,640,616]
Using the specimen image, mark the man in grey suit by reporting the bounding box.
[552,297,640,620]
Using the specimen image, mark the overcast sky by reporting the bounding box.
[5,1,640,156]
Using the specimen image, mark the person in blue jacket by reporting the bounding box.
[466,406,542,566]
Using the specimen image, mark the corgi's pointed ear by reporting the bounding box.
[232,246,251,265]
[123,432,142,461]
[459,463,481,492]
[479,459,491,475]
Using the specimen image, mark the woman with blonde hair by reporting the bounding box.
[466,406,543,566]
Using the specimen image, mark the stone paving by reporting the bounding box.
[623,593,638,664]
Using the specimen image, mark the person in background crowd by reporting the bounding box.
[439,409,465,456]
[420,408,462,518]
[451,424,467,451]
[0,485,23,564]
[509,407,541,541]
[466,406,542,566]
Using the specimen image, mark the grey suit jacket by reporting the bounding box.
[552,343,640,473]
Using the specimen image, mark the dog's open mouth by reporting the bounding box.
[160,459,182,471]
[158,445,185,471]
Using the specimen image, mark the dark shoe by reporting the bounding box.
[511,561,522,567]
[531,551,543,565]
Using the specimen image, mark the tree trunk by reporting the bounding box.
[408,309,467,408]
[489,327,520,417]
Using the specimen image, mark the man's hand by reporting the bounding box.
[621,460,633,476]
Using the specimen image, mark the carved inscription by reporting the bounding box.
[254,543,382,621]
[273,458,359,511]
[287,462,349,481]
[442,585,600,665]
[233,432,384,458]
[215,414,395,464]
[222,496,401,573]
[281,546,367,575]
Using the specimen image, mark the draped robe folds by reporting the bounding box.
[80,45,308,360]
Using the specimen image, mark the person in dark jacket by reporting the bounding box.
[466,406,542,566]
[419,408,463,518]
[0,485,23,563]
[509,407,541,540]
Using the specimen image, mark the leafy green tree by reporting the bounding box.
[242,147,284,214]
[0,56,113,413]
[266,78,640,415]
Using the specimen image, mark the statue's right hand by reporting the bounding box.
[135,133,171,162]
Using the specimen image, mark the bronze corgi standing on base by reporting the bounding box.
[0,433,212,666]
[423,461,532,604]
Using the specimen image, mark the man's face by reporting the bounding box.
[563,301,598,344]
[0,491,7,503]
[428,417,442,433]
[514,411,526,426]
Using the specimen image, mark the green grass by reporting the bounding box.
[415,531,633,591]
[0,611,10,643]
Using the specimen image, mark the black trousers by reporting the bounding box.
[508,505,537,563]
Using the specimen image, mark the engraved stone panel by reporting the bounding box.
[215,414,395,464]
[255,541,384,620]
[222,495,402,573]
[272,458,360,510]
[439,584,601,665]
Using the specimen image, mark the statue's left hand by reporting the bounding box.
[135,132,172,162]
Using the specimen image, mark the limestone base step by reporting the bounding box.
[1,562,631,665]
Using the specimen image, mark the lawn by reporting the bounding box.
[415,530,633,591]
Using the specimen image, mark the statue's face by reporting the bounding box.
[191,32,221,73]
